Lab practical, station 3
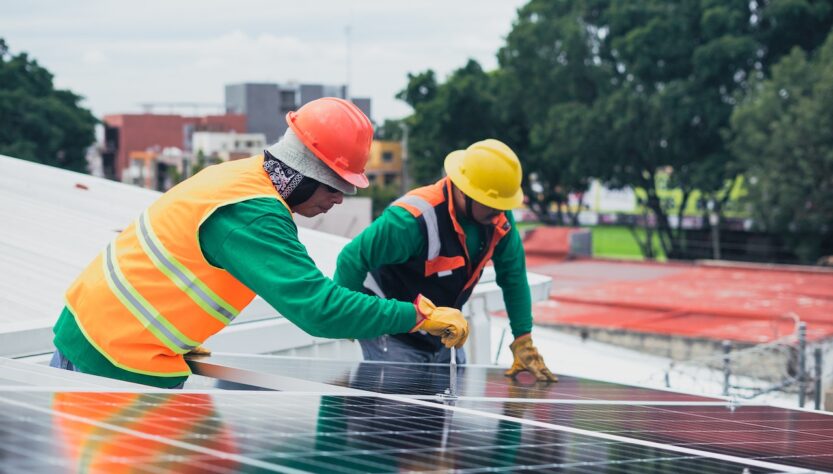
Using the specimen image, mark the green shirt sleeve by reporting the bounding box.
[199,198,416,339]
[334,205,425,291]
[335,202,533,339]
[492,211,533,338]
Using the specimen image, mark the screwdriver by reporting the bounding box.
[449,346,457,398]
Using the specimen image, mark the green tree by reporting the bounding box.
[374,119,404,141]
[495,0,832,257]
[497,1,612,225]
[729,32,833,262]
[397,60,503,185]
[0,38,97,172]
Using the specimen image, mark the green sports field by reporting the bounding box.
[517,222,667,260]
[590,225,666,260]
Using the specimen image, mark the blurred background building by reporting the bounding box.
[225,82,371,144]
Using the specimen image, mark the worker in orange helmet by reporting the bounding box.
[335,139,556,382]
[49,97,468,388]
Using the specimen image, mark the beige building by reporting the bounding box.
[125,147,185,191]
[366,140,403,187]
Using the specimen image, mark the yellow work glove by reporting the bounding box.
[185,345,212,356]
[504,334,557,382]
[410,295,469,349]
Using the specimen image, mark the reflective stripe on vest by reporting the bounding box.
[365,194,446,291]
[103,241,199,354]
[137,211,238,325]
[66,155,287,376]
[395,195,441,259]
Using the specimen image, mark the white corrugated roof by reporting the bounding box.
[0,154,350,356]
[0,155,159,329]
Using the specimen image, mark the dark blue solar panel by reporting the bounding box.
[0,391,778,473]
[191,354,718,402]
[457,401,833,472]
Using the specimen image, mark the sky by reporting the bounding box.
[0,0,528,123]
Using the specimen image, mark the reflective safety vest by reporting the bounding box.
[65,155,289,377]
[365,177,511,352]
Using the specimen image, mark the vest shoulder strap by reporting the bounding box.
[394,194,441,260]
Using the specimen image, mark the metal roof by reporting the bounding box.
[0,155,358,356]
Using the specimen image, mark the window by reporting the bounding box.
[382,151,394,162]
[384,173,397,185]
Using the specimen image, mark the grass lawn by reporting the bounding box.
[591,225,666,260]
[517,220,666,261]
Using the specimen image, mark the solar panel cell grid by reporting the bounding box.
[460,401,833,472]
[0,391,777,473]
[197,354,719,402]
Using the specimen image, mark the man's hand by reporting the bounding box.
[185,345,212,357]
[504,334,557,382]
[410,295,469,349]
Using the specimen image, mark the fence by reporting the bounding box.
[660,318,832,409]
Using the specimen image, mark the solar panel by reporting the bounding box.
[0,357,142,388]
[1,353,829,472]
[0,390,788,473]
[182,354,832,472]
[190,353,720,402]
[456,401,833,472]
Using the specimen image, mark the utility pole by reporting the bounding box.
[344,25,352,100]
[399,122,409,195]
[708,199,722,260]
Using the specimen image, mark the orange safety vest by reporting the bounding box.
[367,177,511,307]
[65,155,289,377]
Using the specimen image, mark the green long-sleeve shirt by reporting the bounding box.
[334,205,533,339]
[53,198,416,388]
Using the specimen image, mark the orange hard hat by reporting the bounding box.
[286,97,373,188]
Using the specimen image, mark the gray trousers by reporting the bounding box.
[359,335,466,364]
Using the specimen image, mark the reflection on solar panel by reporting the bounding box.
[1,353,830,472]
[195,354,719,402]
[0,391,783,473]
[458,402,833,472]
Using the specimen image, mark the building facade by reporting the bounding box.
[102,114,246,181]
[225,82,371,144]
[366,140,403,188]
[192,131,267,162]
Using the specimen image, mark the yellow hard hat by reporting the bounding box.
[444,139,524,210]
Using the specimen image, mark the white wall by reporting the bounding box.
[192,132,266,160]
[294,197,372,239]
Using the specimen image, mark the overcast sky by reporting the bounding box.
[1,0,527,123]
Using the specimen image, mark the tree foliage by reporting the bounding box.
[397,60,503,185]
[398,0,833,259]
[0,38,97,172]
[730,31,833,262]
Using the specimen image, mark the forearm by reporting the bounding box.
[493,216,533,338]
[504,289,533,338]
[334,238,373,292]
[334,206,424,291]
[202,205,416,339]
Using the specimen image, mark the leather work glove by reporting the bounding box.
[185,345,212,357]
[504,334,557,382]
[410,295,469,349]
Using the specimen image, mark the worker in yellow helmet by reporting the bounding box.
[335,139,556,382]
